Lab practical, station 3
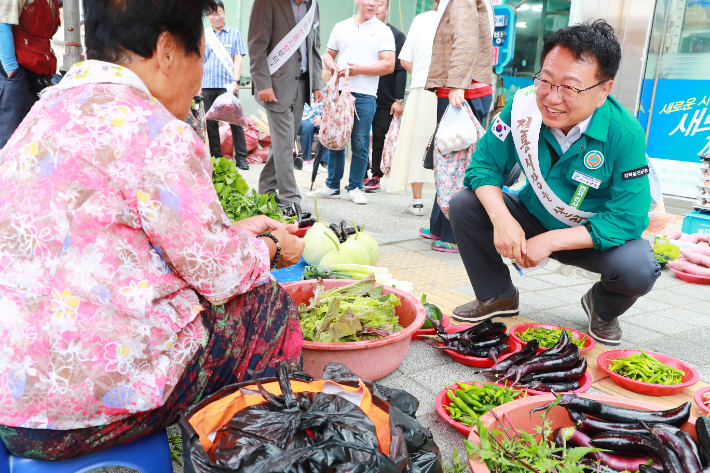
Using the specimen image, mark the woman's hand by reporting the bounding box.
[271,227,305,268]
[235,215,298,238]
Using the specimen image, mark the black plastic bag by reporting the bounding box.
[179,363,442,473]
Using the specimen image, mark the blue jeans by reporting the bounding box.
[325,92,376,191]
[299,118,328,165]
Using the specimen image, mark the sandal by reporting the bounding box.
[419,228,440,240]
[432,240,459,253]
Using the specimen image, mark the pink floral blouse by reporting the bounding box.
[0,61,271,430]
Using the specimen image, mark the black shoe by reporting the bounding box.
[235,158,249,171]
[294,156,303,170]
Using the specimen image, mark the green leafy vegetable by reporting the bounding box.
[210,156,295,224]
[465,397,606,473]
[444,449,468,473]
[299,275,403,343]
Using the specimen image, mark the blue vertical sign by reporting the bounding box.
[493,5,516,74]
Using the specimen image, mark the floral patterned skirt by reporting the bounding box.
[0,280,302,460]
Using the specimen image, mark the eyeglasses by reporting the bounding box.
[533,73,608,102]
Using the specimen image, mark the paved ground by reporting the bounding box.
[99,161,708,472]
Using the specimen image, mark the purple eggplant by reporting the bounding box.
[479,339,539,375]
[676,430,703,469]
[466,332,510,350]
[458,321,507,346]
[645,423,702,473]
[436,342,508,358]
[531,393,692,427]
[520,357,587,383]
[592,432,685,473]
[505,344,580,385]
[559,427,663,471]
[526,329,570,363]
[521,379,580,392]
[567,410,679,436]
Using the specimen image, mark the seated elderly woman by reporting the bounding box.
[0,0,306,462]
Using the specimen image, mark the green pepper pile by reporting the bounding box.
[608,350,685,385]
[518,326,587,349]
[444,381,526,427]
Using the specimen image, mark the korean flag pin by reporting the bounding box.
[492,116,510,141]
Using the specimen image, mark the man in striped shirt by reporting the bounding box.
[202,0,249,170]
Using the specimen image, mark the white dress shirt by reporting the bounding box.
[550,114,593,154]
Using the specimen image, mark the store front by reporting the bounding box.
[639,0,710,198]
[494,0,572,106]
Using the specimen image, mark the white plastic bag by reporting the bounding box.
[435,102,478,155]
[204,92,248,126]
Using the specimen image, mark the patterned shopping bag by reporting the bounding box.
[381,115,401,175]
[434,102,486,218]
[318,68,356,151]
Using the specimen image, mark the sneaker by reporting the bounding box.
[419,228,440,240]
[347,188,368,204]
[364,177,380,193]
[432,240,459,253]
[581,282,622,346]
[406,203,424,216]
[294,156,303,171]
[451,290,519,323]
[306,186,341,199]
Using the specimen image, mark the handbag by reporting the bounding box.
[318,67,356,151]
[423,128,436,170]
[380,115,400,175]
[434,102,486,218]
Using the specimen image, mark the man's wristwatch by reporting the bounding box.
[395,99,404,104]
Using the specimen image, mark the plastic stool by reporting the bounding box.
[0,429,173,473]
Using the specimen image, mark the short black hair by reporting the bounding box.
[85,0,218,63]
[540,19,621,81]
[213,0,224,10]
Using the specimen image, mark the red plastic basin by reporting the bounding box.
[597,350,699,396]
[467,394,699,473]
[282,279,425,380]
[437,324,521,368]
[509,323,596,354]
[694,386,710,415]
[671,268,710,285]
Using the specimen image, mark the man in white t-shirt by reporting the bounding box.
[306,0,395,205]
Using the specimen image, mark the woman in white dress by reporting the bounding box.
[386,5,438,216]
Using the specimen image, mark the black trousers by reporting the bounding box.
[369,105,394,179]
[0,64,39,149]
[448,188,661,321]
[202,88,247,160]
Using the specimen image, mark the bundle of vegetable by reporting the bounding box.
[704,392,710,410]
[669,246,710,277]
[465,401,604,473]
[484,331,587,392]
[607,351,685,385]
[444,381,526,427]
[302,264,414,293]
[210,156,295,224]
[426,318,511,359]
[533,393,706,473]
[518,326,587,350]
[298,275,404,343]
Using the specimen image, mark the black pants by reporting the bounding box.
[449,188,661,321]
[369,105,394,179]
[202,88,247,160]
[0,64,39,149]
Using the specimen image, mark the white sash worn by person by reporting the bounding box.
[510,86,598,227]
[267,0,317,75]
[205,27,235,88]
